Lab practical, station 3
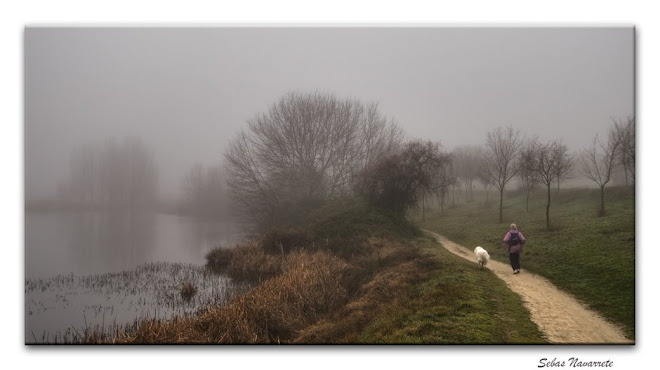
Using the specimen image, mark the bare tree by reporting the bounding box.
[69,144,99,206]
[553,142,575,194]
[434,159,456,215]
[533,140,562,229]
[452,145,481,202]
[449,165,461,209]
[68,137,158,210]
[581,127,622,216]
[482,126,523,223]
[225,131,278,226]
[225,91,403,227]
[517,138,540,212]
[477,154,495,204]
[613,116,635,186]
[182,164,228,218]
[182,164,205,211]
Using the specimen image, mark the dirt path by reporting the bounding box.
[423,229,632,344]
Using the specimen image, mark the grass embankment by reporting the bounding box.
[419,186,635,340]
[312,237,546,344]
[103,199,546,344]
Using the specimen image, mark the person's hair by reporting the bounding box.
[510,223,517,230]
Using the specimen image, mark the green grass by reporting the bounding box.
[359,237,547,344]
[307,197,422,241]
[418,186,635,340]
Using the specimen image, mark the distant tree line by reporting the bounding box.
[448,116,634,228]
[49,90,633,228]
[60,137,158,210]
[181,163,230,219]
[580,116,635,216]
[219,91,634,230]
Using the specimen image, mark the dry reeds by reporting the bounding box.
[113,250,348,343]
[206,241,283,283]
[294,239,439,343]
[260,227,315,254]
[119,236,433,344]
[180,282,197,303]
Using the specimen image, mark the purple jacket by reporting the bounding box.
[503,229,526,253]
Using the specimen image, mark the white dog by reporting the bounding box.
[474,246,490,268]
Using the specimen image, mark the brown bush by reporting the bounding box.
[294,239,440,343]
[206,242,283,283]
[205,247,232,273]
[260,227,315,254]
[179,282,197,303]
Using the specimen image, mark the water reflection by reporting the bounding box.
[69,211,154,277]
[25,210,248,342]
[25,262,246,343]
[25,211,244,279]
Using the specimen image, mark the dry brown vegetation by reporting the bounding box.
[93,230,434,343]
[205,241,283,283]
[111,250,349,343]
[179,282,197,303]
[295,240,439,343]
[83,200,434,344]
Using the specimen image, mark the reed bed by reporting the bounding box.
[102,235,432,344]
[26,262,246,343]
[113,250,349,343]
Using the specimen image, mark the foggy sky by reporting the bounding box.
[25,27,634,200]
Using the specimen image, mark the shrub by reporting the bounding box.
[180,282,197,303]
[205,248,233,273]
[206,242,282,283]
[354,140,452,214]
[260,227,315,254]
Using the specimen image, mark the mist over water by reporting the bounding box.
[25,211,245,279]
[25,210,247,341]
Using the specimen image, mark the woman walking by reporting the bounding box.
[503,223,526,274]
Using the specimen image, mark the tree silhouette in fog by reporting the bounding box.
[481,126,522,223]
[224,91,403,228]
[356,140,452,215]
[581,122,623,216]
[65,137,158,210]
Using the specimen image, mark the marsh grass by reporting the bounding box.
[25,262,246,344]
[112,250,349,343]
[205,242,282,283]
[180,282,198,302]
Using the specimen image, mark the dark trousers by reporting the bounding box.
[509,252,520,271]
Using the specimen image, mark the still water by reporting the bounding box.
[25,211,248,343]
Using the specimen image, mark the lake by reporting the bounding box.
[24,210,249,343]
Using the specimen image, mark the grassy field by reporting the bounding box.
[418,186,635,340]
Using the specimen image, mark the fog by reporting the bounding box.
[25,27,633,201]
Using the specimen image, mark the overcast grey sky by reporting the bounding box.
[25,27,633,199]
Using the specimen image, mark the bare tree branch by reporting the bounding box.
[482,126,523,223]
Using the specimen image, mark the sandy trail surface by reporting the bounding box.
[423,229,632,344]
